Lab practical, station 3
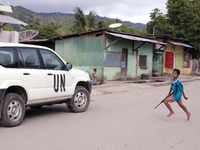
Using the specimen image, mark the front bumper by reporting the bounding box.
[0,89,6,119]
[87,81,92,94]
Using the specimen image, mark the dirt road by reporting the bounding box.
[0,80,199,150]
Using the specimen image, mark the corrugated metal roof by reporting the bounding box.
[0,14,27,26]
[168,41,192,48]
[105,32,166,45]
[22,39,50,42]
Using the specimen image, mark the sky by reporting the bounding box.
[10,0,168,24]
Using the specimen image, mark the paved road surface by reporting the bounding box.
[0,80,199,150]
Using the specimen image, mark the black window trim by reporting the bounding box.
[36,48,45,69]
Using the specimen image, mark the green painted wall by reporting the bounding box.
[175,53,183,73]
[55,36,104,81]
[104,67,121,80]
[153,53,163,76]
[105,37,133,79]
[55,35,154,80]
[55,37,104,66]
[136,41,153,77]
[73,66,102,80]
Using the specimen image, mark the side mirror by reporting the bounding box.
[66,62,72,71]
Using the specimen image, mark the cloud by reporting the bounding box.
[11,0,168,24]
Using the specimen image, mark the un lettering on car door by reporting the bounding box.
[46,72,71,99]
[53,74,65,92]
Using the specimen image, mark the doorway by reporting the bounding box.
[121,49,128,79]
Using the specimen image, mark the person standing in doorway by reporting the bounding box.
[92,68,97,85]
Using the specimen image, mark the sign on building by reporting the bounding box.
[104,52,121,67]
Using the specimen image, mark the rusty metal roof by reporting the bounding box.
[105,32,166,45]
[168,41,192,48]
[22,39,50,42]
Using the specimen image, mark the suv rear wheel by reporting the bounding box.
[67,87,90,112]
[0,93,25,127]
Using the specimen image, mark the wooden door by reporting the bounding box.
[121,49,128,79]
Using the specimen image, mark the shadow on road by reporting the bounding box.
[25,104,71,119]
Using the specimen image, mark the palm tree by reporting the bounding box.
[85,11,97,31]
[73,7,86,32]
[73,7,97,33]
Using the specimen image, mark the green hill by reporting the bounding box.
[7,6,146,30]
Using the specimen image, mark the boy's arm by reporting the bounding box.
[168,88,173,96]
[166,88,173,97]
[181,90,188,100]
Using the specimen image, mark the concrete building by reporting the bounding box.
[0,0,27,43]
[147,35,193,75]
[52,29,165,80]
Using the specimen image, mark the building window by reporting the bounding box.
[139,55,147,68]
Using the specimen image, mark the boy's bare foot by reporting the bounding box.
[167,112,175,117]
[187,112,191,121]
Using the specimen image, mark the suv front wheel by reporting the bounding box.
[67,87,90,112]
[0,93,25,127]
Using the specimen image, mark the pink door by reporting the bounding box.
[165,52,174,68]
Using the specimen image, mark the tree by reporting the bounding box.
[73,7,86,32]
[147,1,200,57]
[55,24,72,36]
[167,0,200,56]
[24,23,66,39]
[146,8,170,35]
[85,11,98,31]
[2,25,13,31]
[73,7,97,33]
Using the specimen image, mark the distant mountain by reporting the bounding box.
[7,6,146,30]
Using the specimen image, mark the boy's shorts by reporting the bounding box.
[168,96,182,103]
[93,78,97,85]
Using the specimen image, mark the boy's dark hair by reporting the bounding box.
[173,69,180,75]
[94,68,96,71]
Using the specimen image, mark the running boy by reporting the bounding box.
[164,69,191,121]
[92,68,97,85]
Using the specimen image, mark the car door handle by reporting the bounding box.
[47,73,53,76]
[23,73,30,75]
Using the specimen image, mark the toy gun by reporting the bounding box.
[154,92,173,109]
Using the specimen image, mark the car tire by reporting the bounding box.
[0,93,25,127]
[67,87,90,113]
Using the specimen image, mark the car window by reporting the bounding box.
[39,49,65,70]
[18,48,41,69]
[0,47,17,68]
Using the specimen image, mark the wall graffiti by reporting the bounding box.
[153,55,161,62]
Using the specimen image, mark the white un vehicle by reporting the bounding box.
[0,43,92,127]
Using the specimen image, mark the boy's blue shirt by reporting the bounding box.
[171,79,184,100]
